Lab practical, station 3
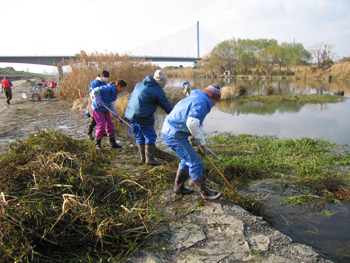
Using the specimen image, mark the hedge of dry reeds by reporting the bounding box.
[56,51,159,102]
[164,67,208,78]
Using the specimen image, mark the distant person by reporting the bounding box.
[87,70,110,140]
[161,83,223,200]
[90,79,127,150]
[183,81,191,96]
[1,76,13,105]
[125,70,173,165]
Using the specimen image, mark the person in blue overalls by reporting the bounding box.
[125,70,173,165]
[161,84,223,200]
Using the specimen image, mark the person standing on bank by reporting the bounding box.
[183,81,191,96]
[1,76,13,105]
[87,70,110,140]
[125,70,173,165]
[90,79,127,150]
[161,84,223,200]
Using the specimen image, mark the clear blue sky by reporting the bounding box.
[1,0,349,74]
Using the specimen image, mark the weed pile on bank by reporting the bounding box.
[206,133,350,205]
[0,130,175,262]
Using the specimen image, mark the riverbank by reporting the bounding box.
[0,80,336,262]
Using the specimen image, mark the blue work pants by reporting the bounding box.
[162,133,204,181]
[131,122,157,145]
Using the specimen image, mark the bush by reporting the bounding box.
[236,83,247,96]
[266,85,275,95]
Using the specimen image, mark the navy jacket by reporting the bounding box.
[125,75,173,125]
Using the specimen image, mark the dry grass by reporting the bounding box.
[266,85,275,95]
[163,88,186,106]
[164,67,208,78]
[56,51,159,102]
[221,86,236,100]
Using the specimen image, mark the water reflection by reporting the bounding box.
[167,77,350,97]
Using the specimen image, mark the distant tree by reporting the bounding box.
[208,39,236,73]
[309,42,336,68]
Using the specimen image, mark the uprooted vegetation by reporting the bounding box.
[0,130,178,262]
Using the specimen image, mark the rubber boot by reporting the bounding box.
[145,144,162,165]
[138,144,146,162]
[87,126,94,140]
[109,136,122,148]
[193,178,223,200]
[173,170,194,195]
[96,139,102,150]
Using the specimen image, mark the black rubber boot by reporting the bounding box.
[193,178,223,200]
[174,170,194,195]
[109,136,122,148]
[138,144,146,162]
[145,144,162,165]
[87,127,94,140]
[96,139,102,150]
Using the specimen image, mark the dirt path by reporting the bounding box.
[0,80,129,152]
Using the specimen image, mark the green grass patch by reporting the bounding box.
[206,134,350,203]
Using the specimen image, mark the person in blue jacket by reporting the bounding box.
[87,70,110,139]
[90,79,127,149]
[161,84,223,200]
[125,70,173,165]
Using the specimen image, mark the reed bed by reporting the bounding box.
[56,51,158,102]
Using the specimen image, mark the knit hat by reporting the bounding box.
[153,70,167,87]
[204,83,221,101]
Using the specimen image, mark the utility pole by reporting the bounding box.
[197,21,200,58]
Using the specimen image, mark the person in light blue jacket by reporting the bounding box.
[90,79,127,149]
[161,84,223,200]
[125,70,173,165]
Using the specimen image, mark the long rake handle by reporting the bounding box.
[103,106,132,129]
[198,145,237,194]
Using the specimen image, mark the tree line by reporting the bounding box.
[197,38,337,76]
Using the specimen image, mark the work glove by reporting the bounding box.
[198,145,207,157]
[190,138,200,147]
[111,108,118,118]
[95,97,105,107]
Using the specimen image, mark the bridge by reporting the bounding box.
[0,22,220,67]
[0,55,202,66]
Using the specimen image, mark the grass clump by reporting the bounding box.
[0,130,169,262]
[235,83,247,96]
[266,84,275,95]
[205,133,350,204]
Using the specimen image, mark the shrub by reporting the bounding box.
[235,83,247,96]
[266,85,275,95]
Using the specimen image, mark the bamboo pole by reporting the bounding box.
[198,146,237,195]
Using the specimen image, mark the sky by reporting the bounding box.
[1,0,349,74]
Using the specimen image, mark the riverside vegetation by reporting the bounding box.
[1,52,350,262]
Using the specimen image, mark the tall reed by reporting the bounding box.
[56,51,158,102]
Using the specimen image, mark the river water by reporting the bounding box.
[117,77,350,262]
